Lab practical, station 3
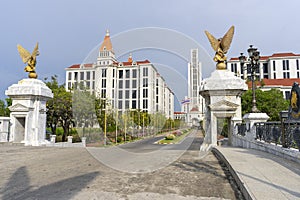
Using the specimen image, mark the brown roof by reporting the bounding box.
[174,112,186,114]
[113,60,151,66]
[248,78,300,88]
[99,30,113,52]
[270,52,300,57]
[67,60,151,69]
[67,63,93,69]
[190,106,199,112]
[229,52,300,61]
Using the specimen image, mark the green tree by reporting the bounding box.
[72,90,98,136]
[0,98,11,117]
[45,75,73,141]
[242,89,289,121]
[94,98,116,133]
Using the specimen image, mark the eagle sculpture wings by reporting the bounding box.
[17,42,39,78]
[205,26,234,69]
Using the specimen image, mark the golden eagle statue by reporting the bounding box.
[17,42,39,78]
[205,26,234,70]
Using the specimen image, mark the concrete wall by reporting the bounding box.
[232,134,300,164]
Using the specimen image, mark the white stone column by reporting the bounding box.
[199,70,248,151]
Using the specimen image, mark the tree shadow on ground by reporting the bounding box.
[1,166,99,200]
[172,160,227,180]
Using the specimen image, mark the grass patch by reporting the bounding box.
[158,129,190,144]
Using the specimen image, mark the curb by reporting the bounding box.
[212,147,254,200]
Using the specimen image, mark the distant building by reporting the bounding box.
[182,49,204,126]
[65,30,174,119]
[228,52,300,80]
[228,52,300,99]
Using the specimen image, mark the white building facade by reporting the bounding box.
[65,31,174,119]
[227,52,300,99]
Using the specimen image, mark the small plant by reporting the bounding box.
[165,134,175,140]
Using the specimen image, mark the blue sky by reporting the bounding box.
[1,0,300,105]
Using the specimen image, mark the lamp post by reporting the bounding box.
[239,45,260,113]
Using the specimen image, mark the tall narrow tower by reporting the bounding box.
[186,49,204,126]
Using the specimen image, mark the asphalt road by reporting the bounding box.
[0,130,243,200]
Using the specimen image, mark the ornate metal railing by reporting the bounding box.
[235,121,300,151]
[236,123,246,136]
[255,121,300,150]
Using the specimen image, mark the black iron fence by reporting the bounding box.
[236,121,300,151]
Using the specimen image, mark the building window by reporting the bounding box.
[80,72,84,80]
[102,69,107,77]
[102,79,106,87]
[101,89,106,98]
[143,89,148,98]
[283,60,289,70]
[285,91,291,100]
[68,72,72,80]
[297,72,300,78]
[113,69,115,78]
[126,70,130,78]
[118,91,123,99]
[119,70,123,78]
[86,71,90,80]
[273,61,276,71]
[74,72,78,80]
[125,90,130,99]
[274,73,276,79]
[132,90,137,98]
[92,71,95,79]
[132,69,137,78]
[118,101,122,109]
[263,63,268,73]
[132,80,137,88]
[297,60,299,70]
[125,101,130,109]
[143,99,148,109]
[125,80,130,88]
[143,67,148,76]
[119,80,123,88]
[283,72,290,79]
[143,78,148,87]
[86,81,90,88]
[132,100,136,109]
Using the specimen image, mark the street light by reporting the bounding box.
[239,45,260,113]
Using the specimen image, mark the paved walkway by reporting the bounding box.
[214,146,300,200]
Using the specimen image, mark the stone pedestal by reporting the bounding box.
[5,78,53,146]
[0,117,10,142]
[243,112,269,140]
[200,70,247,151]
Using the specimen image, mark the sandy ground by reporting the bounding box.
[0,134,243,200]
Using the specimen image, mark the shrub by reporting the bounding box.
[117,136,123,143]
[165,134,175,140]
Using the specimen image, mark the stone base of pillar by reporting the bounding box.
[200,143,217,151]
[243,112,269,140]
